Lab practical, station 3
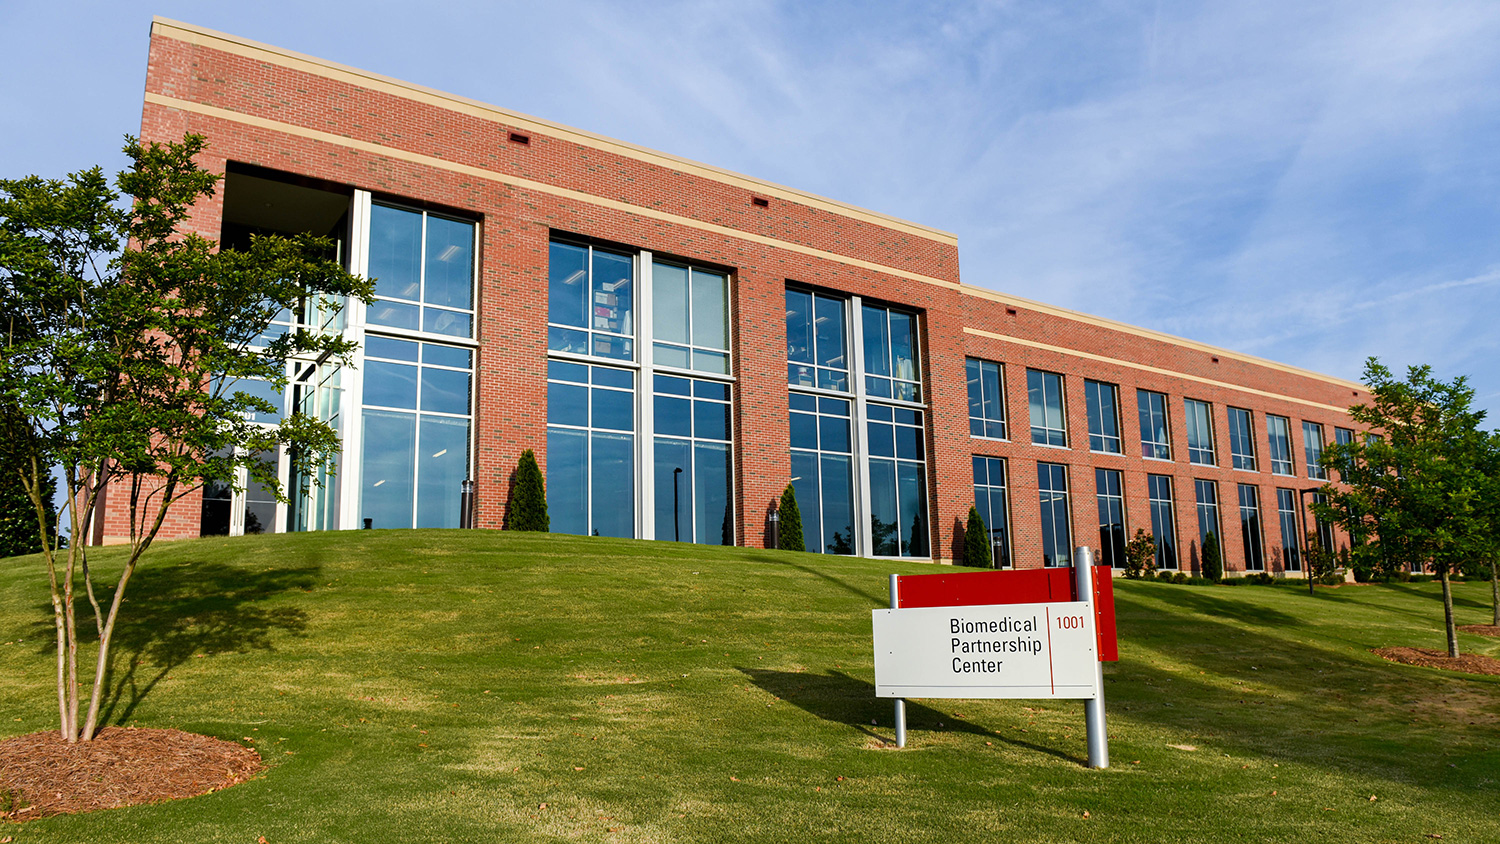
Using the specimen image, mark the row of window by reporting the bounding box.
[967,361,1353,478]
[969,456,1326,572]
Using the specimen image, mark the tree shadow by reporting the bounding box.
[738,666,1084,765]
[1382,582,1491,612]
[1138,584,1304,627]
[31,559,318,727]
[777,562,885,606]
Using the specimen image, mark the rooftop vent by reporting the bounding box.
[508,131,530,145]
[751,196,770,208]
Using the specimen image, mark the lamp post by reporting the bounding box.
[460,479,475,529]
[769,507,780,550]
[1297,487,1319,596]
[672,467,683,542]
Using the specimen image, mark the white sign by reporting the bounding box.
[872,600,1100,700]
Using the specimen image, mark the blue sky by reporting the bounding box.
[5,1,1498,424]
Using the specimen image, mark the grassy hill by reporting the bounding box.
[1,531,1498,843]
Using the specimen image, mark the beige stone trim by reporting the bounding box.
[145,93,961,291]
[149,17,957,247]
[963,326,1353,414]
[962,287,1366,392]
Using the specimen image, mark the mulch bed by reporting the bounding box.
[1372,647,1500,676]
[0,727,262,821]
[1458,624,1500,638]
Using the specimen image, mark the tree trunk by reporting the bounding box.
[1441,568,1458,659]
[1491,555,1499,627]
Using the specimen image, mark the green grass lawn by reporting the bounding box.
[1,531,1497,843]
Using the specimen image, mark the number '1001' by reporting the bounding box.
[1057,614,1087,630]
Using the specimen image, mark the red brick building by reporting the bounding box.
[99,17,1364,576]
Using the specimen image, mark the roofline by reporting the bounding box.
[149,17,959,247]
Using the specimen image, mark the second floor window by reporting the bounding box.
[1185,399,1215,465]
[1085,380,1121,453]
[966,358,1007,439]
[1228,407,1257,471]
[1138,390,1171,460]
[1028,370,1067,447]
[1304,421,1327,480]
[1268,414,1294,476]
[786,289,849,392]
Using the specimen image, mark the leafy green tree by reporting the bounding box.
[1317,359,1493,657]
[1200,531,1222,582]
[507,449,548,531]
[963,506,992,568]
[1123,528,1156,579]
[777,484,804,552]
[0,134,371,741]
[0,449,57,557]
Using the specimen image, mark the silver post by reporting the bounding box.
[889,573,907,749]
[1074,546,1108,769]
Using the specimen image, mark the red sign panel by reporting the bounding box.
[895,566,1118,662]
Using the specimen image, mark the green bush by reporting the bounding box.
[963,506,992,568]
[507,449,549,532]
[1123,528,1156,579]
[777,484,804,552]
[1171,572,1189,584]
[1201,532,1223,582]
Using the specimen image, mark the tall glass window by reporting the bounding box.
[786,289,849,392]
[789,393,855,554]
[1304,421,1327,480]
[973,456,1010,568]
[653,376,732,545]
[1148,474,1178,570]
[1276,488,1301,571]
[1267,415,1294,476]
[1185,399,1216,466]
[1028,370,1067,447]
[966,358,1007,439]
[862,305,920,402]
[545,361,635,538]
[1095,468,1125,568]
[652,260,729,374]
[1085,380,1121,454]
[1238,483,1264,572]
[1037,462,1072,567]
[368,204,476,338]
[1312,491,1334,550]
[1227,407,1257,471]
[1194,479,1221,565]
[1335,427,1355,447]
[1138,390,1171,460]
[360,337,473,530]
[867,405,928,556]
[548,241,635,361]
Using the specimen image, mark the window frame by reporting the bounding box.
[1184,398,1216,466]
[1085,379,1122,454]
[1137,389,1172,460]
[1027,369,1068,448]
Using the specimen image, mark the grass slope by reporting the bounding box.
[1,531,1497,843]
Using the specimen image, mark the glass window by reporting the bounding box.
[1028,370,1067,447]
[861,305,921,402]
[1227,407,1257,471]
[1095,468,1125,568]
[1267,415,1294,476]
[1312,491,1334,551]
[360,339,472,530]
[1335,427,1354,447]
[1085,380,1121,454]
[786,289,849,392]
[545,363,636,537]
[1138,390,1171,460]
[653,261,730,374]
[653,375,733,545]
[1238,484,1264,572]
[1276,488,1301,572]
[549,241,635,361]
[1148,474,1178,570]
[369,204,476,338]
[790,395,855,554]
[868,407,928,557]
[966,358,1007,439]
[1037,462,1071,567]
[1194,479,1221,567]
[973,456,1010,568]
[1304,421,1327,480]
[1185,399,1216,466]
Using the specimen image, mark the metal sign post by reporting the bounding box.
[889,573,906,748]
[1073,546,1109,769]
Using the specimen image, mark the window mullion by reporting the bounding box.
[850,295,871,558]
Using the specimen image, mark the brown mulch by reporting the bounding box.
[1372,647,1500,676]
[1458,624,1500,638]
[0,727,262,821]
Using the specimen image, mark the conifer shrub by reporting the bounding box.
[1201,531,1223,582]
[508,449,549,531]
[777,484,804,552]
[963,506,992,568]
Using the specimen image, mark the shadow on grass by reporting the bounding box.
[1381,582,1491,612]
[738,666,1083,765]
[777,562,886,606]
[31,559,318,727]
[1136,585,1303,626]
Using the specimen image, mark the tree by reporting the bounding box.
[0,134,371,741]
[1317,359,1494,658]
[1200,531,1222,582]
[1123,528,1156,579]
[508,449,549,531]
[776,484,804,552]
[1,449,57,557]
[963,506,992,568]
